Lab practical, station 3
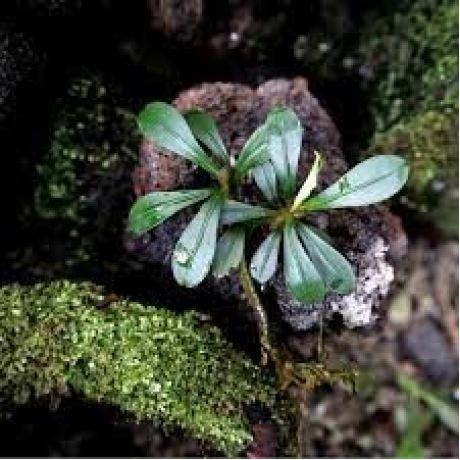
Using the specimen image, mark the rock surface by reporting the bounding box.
[402,317,458,384]
[127,78,405,330]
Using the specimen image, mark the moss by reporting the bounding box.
[370,110,458,229]
[34,75,137,224]
[0,280,290,456]
[359,0,458,235]
[359,0,458,129]
[10,74,139,273]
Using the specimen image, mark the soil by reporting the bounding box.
[0,1,457,458]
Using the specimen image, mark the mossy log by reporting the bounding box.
[0,280,290,456]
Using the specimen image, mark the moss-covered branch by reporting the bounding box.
[0,280,288,456]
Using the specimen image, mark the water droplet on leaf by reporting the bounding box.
[173,246,190,265]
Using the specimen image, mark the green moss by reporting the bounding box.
[34,75,137,224]
[0,280,289,456]
[370,110,458,227]
[360,0,458,129]
[359,0,458,235]
[10,74,139,272]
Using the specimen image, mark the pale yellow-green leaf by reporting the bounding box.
[292,151,322,210]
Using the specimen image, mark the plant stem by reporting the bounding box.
[238,259,316,458]
[297,391,311,458]
[317,307,324,361]
[238,258,271,364]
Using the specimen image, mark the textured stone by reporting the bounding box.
[127,78,404,330]
[403,317,458,385]
[148,0,203,42]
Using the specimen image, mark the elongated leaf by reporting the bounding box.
[265,107,302,199]
[395,403,432,459]
[250,231,281,283]
[253,161,278,203]
[185,109,228,164]
[398,374,459,434]
[283,223,325,303]
[212,227,245,278]
[138,102,220,177]
[172,195,222,287]
[297,224,355,294]
[292,150,322,210]
[301,155,409,210]
[129,189,212,236]
[234,124,270,180]
[220,200,274,225]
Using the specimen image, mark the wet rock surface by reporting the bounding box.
[127,78,405,330]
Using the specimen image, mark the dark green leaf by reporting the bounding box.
[297,224,356,294]
[172,195,223,287]
[250,230,281,283]
[138,102,220,177]
[253,161,278,203]
[234,125,270,180]
[301,155,409,210]
[220,200,274,225]
[265,107,302,199]
[283,223,326,303]
[185,109,228,164]
[129,189,212,236]
[212,227,245,278]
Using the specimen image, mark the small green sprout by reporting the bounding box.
[129,101,409,303]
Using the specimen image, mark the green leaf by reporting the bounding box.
[283,223,326,303]
[129,189,212,236]
[172,195,223,287]
[234,125,270,180]
[253,161,278,203]
[250,231,281,284]
[395,403,432,459]
[292,150,322,210]
[398,374,459,434]
[301,155,409,210]
[220,200,274,225]
[138,102,221,177]
[185,109,228,164]
[212,228,245,278]
[265,107,302,199]
[297,224,356,294]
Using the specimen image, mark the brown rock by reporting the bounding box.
[127,78,406,330]
[148,0,203,42]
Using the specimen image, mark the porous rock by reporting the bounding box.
[148,0,203,42]
[128,78,405,330]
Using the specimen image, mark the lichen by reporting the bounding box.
[359,0,458,235]
[0,280,289,456]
